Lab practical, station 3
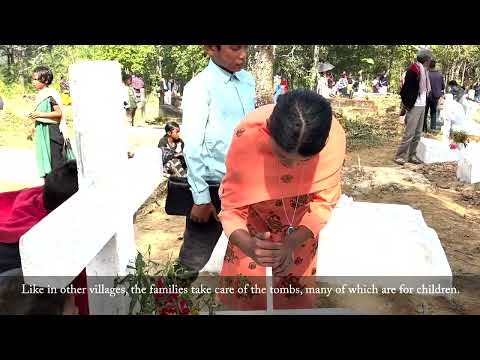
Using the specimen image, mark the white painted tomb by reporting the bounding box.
[201,195,452,299]
[314,196,452,291]
[416,137,460,164]
[456,142,480,184]
[19,61,164,315]
[442,93,480,136]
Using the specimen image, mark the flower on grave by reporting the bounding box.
[116,249,216,315]
[449,143,457,150]
[153,277,189,315]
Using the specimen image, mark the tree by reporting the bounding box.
[249,45,274,107]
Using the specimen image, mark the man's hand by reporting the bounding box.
[190,203,219,223]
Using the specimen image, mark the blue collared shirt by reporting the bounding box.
[182,59,256,205]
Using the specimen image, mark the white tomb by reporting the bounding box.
[19,61,164,315]
[416,137,460,164]
[201,195,452,293]
[456,143,480,184]
[315,196,452,291]
[442,93,480,136]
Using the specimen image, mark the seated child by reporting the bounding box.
[158,121,186,177]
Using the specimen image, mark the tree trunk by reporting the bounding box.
[157,54,165,118]
[249,45,274,107]
[461,61,467,86]
[311,45,320,91]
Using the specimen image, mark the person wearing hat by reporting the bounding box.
[394,48,432,165]
[316,63,334,99]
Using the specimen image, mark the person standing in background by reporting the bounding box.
[395,48,432,165]
[29,66,72,177]
[273,75,282,103]
[337,72,348,97]
[132,75,145,121]
[423,60,444,132]
[316,71,330,98]
[122,73,137,126]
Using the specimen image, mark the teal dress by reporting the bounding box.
[34,97,74,178]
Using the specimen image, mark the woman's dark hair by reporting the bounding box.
[448,80,458,87]
[33,66,54,86]
[165,121,180,133]
[268,89,332,157]
[43,160,79,212]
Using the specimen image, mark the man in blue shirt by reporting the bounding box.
[177,45,256,276]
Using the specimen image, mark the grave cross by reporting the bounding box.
[19,61,164,314]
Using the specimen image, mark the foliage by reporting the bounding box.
[2,45,480,98]
[161,45,208,85]
[114,247,217,315]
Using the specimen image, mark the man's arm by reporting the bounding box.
[182,79,211,205]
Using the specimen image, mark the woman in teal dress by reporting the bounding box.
[29,66,74,178]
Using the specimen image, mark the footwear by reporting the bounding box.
[408,155,423,164]
[394,158,406,165]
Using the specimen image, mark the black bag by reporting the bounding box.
[165,176,221,216]
[62,138,76,161]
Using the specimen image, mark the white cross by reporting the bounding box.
[19,61,164,314]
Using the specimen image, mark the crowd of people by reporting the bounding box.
[316,69,368,99]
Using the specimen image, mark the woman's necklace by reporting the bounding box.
[278,161,305,236]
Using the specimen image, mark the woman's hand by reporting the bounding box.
[231,231,279,267]
[273,226,314,277]
[28,111,41,119]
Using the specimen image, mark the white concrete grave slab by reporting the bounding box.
[19,61,164,315]
[442,93,480,136]
[456,143,480,184]
[201,195,452,294]
[416,137,460,164]
[315,196,452,291]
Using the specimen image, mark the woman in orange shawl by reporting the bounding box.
[218,90,346,311]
